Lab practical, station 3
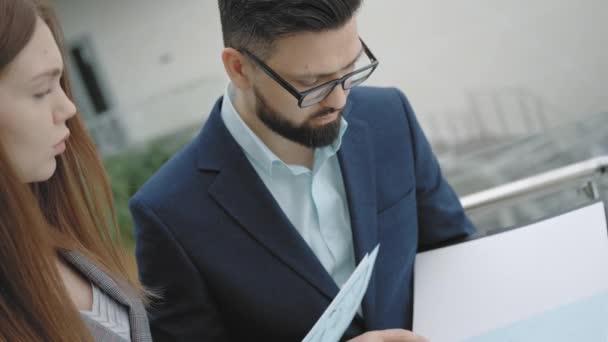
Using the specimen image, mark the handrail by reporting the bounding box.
[461,156,608,211]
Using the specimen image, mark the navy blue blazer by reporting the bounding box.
[130,86,475,341]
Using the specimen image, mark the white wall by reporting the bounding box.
[54,0,226,145]
[55,0,224,107]
[357,0,607,144]
[53,0,607,146]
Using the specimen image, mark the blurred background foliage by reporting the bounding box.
[103,128,197,250]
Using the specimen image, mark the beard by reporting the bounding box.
[253,87,343,148]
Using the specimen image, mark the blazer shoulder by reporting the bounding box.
[347,86,417,136]
[349,86,410,108]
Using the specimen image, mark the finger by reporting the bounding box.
[377,329,430,342]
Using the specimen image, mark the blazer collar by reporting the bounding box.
[60,250,152,342]
[196,96,378,327]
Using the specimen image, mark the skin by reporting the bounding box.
[0,17,76,183]
[0,17,91,312]
[347,329,430,342]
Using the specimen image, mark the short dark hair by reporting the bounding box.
[218,0,363,59]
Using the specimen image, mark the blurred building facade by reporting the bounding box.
[53,0,607,156]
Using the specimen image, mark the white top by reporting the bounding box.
[81,283,131,341]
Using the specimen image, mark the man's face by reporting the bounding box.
[248,17,362,148]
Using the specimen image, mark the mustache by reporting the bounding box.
[310,107,343,119]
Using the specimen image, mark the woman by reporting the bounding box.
[0,0,151,340]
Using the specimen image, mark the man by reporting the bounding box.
[130,1,475,341]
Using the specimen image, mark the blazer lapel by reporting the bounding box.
[338,106,379,328]
[197,100,340,302]
[60,250,152,342]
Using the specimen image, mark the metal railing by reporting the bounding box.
[427,87,568,154]
[461,156,608,213]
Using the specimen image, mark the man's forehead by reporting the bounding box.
[268,35,362,75]
[267,27,362,78]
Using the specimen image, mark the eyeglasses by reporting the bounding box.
[240,38,379,108]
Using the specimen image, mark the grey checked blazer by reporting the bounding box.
[61,250,152,342]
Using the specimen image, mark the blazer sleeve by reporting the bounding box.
[393,88,476,248]
[130,198,231,342]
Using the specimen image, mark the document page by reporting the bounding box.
[303,245,380,342]
[414,202,608,342]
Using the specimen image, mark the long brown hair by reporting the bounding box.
[0,1,144,340]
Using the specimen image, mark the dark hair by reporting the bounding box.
[218,0,363,58]
[0,0,37,69]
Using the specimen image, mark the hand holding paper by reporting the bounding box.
[347,329,429,342]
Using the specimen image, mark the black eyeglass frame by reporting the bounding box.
[240,38,379,108]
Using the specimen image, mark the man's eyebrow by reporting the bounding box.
[291,47,364,80]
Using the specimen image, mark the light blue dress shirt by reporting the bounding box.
[221,84,356,288]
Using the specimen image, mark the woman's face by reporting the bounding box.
[0,17,76,183]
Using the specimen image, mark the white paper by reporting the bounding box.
[414,202,608,342]
[303,244,380,342]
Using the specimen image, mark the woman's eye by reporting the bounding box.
[33,89,52,100]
